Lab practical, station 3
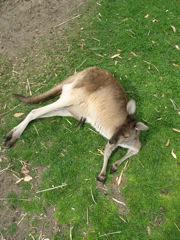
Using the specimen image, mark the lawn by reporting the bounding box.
[0,0,179,239]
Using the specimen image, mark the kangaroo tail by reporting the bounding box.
[14,76,74,104]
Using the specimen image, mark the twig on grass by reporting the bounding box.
[36,183,67,193]
[40,142,47,149]
[13,173,21,180]
[112,197,126,206]
[0,233,6,240]
[92,37,100,42]
[29,234,35,240]
[0,103,21,118]
[33,124,39,135]
[70,225,74,240]
[125,29,136,38]
[170,99,180,111]
[66,119,72,125]
[38,231,43,240]
[0,164,11,174]
[17,213,27,226]
[54,15,81,28]
[143,60,159,72]
[89,150,101,156]
[137,159,145,168]
[172,128,180,133]
[77,59,87,69]
[87,208,89,225]
[91,188,97,204]
[94,53,104,57]
[0,198,31,201]
[88,128,99,135]
[127,30,135,35]
[26,79,32,96]
[63,126,72,132]
[174,222,180,232]
[117,160,130,185]
[35,86,44,93]
[99,231,121,238]
[119,215,128,223]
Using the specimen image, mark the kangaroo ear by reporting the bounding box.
[127,99,136,115]
[136,122,149,131]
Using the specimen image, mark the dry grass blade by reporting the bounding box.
[29,233,36,240]
[91,188,97,204]
[174,222,180,232]
[117,160,129,185]
[144,14,150,18]
[0,103,21,117]
[54,14,81,28]
[97,148,104,156]
[99,231,121,238]
[147,226,151,235]
[36,183,67,193]
[119,215,127,223]
[172,128,180,133]
[165,139,170,147]
[26,79,32,96]
[170,99,180,111]
[33,124,39,135]
[170,25,176,33]
[171,149,177,159]
[77,59,87,69]
[70,225,74,240]
[86,208,89,225]
[112,197,126,206]
[111,53,122,59]
[0,164,11,174]
[143,60,159,72]
[0,198,31,201]
[88,128,99,135]
[117,170,123,186]
[17,213,27,226]
[66,119,72,125]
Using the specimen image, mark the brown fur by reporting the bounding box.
[109,115,137,144]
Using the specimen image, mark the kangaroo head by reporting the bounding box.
[109,99,148,145]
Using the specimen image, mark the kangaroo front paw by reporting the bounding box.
[96,174,106,183]
[110,164,118,174]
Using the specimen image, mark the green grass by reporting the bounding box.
[0,0,180,239]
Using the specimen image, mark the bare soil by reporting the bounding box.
[0,167,63,239]
[0,0,87,58]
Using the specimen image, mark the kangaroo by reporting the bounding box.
[5,67,148,182]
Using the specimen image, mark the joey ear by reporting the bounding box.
[127,99,136,115]
[135,122,149,131]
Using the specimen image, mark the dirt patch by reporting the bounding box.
[0,0,87,58]
[0,166,67,239]
[97,176,130,217]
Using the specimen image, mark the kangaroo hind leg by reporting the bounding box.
[5,99,73,148]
